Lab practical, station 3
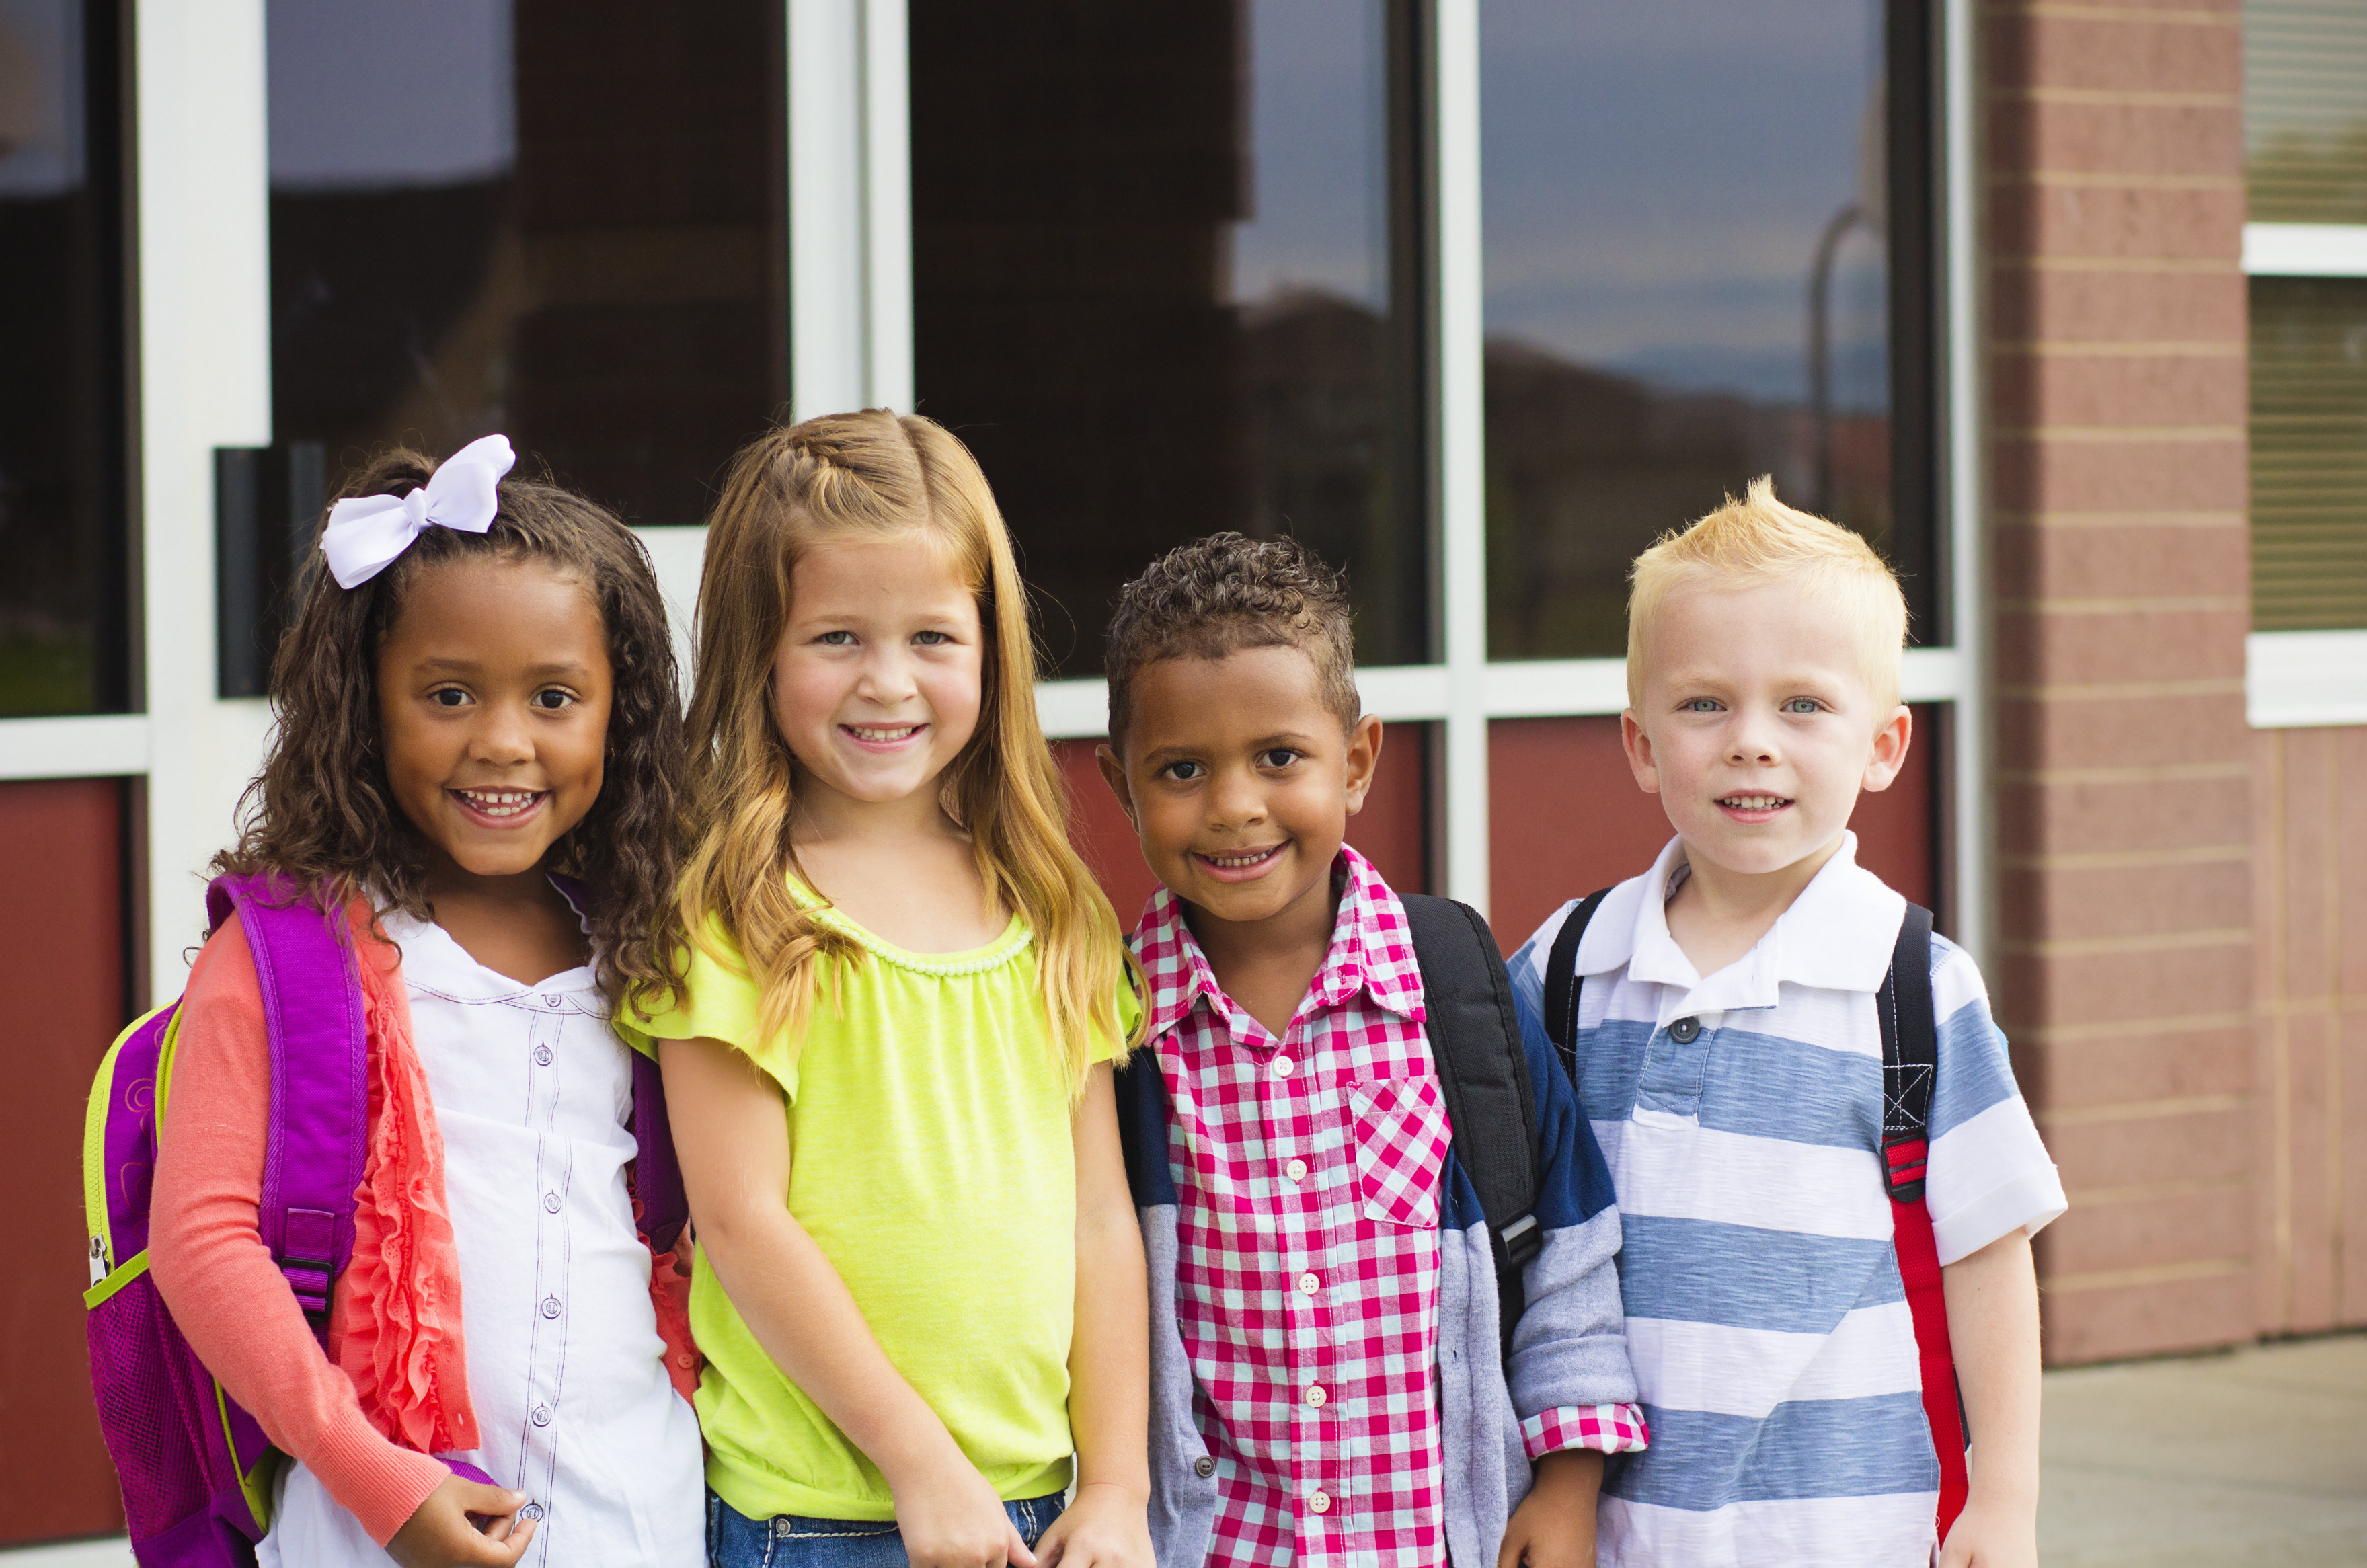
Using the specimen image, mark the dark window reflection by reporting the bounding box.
[1481,0,1938,660]
[912,1,1429,678]
[268,1,785,526]
[0,0,130,717]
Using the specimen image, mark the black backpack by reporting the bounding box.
[1395,894,1552,1353]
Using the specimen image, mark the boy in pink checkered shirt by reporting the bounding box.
[1094,535,1646,1568]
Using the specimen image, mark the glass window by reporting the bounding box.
[0,0,130,717]
[2245,0,2367,225]
[2251,276,2367,629]
[910,1,1430,678]
[267,1,785,525]
[1480,0,1939,660]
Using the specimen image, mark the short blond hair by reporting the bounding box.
[1626,476,1908,712]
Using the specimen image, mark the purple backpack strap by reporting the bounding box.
[631,1052,688,1253]
[207,874,370,1339]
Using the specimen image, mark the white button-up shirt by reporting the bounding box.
[262,911,703,1568]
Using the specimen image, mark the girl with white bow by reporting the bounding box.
[148,436,707,1568]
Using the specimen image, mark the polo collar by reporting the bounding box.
[1578,832,1905,1015]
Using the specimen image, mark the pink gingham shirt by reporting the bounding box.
[1136,849,1645,1568]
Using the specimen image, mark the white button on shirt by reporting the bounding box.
[259,910,703,1568]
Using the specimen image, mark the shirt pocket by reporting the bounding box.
[1347,1074,1452,1230]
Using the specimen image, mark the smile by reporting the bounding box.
[1194,843,1286,882]
[450,787,547,824]
[841,723,925,744]
[1716,793,1793,821]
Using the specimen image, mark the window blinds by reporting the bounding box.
[2251,277,2367,631]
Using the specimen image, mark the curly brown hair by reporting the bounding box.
[212,446,689,1017]
[1103,531,1361,747]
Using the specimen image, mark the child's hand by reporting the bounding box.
[889,1447,1040,1568]
[1937,1497,2037,1568]
[387,1475,536,1568]
[1034,1481,1152,1568]
[1498,1450,1604,1568]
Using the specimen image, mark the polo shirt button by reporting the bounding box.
[1194,1456,1216,1479]
[1668,1017,1701,1044]
[1297,1272,1320,1295]
[678,1351,697,1370]
[1305,1384,1326,1407]
[1284,1159,1307,1182]
[520,1503,545,1522]
[530,1405,551,1427]
[1273,1056,1294,1078]
[543,1192,561,1213]
[1308,1490,1331,1514]
[541,1296,562,1319]
[545,994,561,1008]
[534,1044,553,1066]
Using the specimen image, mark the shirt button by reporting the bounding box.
[1284,1159,1307,1182]
[677,1351,697,1370]
[540,1296,562,1319]
[519,1503,545,1522]
[542,1191,562,1213]
[545,994,561,1008]
[1307,1490,1331,1514]
[533,1044,553,1066]
[530,1405,551,1427]
[1272,1056,1294,1078]
[1305,1384,1327,1407]
[1194,1456,1216,1479]
[1297,1272,1321,1295]
[1668,1016,1701,1044]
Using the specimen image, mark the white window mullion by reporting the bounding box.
[1433,0,1490,916]
[1941,0,1990,968]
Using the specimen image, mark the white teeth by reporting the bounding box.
[1722,795,1787,810]
[1208,847,1280,867]
[847,724,920,741]
[458,788,541,818]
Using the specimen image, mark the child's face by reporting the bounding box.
[1098,645,1381,935]
[377,557,613,886]
[1623,579,1910,881]
[771,535,984,816]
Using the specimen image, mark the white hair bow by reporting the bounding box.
[319,433,518,589]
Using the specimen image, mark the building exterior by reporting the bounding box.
[0,0,2358,1547]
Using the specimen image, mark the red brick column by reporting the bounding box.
[1983,0,2255,1362]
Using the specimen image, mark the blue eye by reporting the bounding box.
[1783,697,1822,714]
[1682,697,1721,713]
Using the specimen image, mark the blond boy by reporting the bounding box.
[1507,480,2065,1567]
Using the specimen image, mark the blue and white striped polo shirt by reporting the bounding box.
[1508,834,2066,1568]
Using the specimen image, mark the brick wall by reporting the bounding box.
[2252,727,2367,1335]
[1984,0,2257,1362]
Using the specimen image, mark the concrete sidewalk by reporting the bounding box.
[2038,1332,2367,1566]
[11,1334,2365,1565]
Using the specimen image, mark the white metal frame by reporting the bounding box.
[0,0,1992,1001]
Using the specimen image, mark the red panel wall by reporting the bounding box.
[0,779,129,1543]
[1487,710,1938,957]
[1055,721,1429,933]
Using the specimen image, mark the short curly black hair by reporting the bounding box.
[1103,532,1360,747]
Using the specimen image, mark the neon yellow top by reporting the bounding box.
[634,886,1134,1522]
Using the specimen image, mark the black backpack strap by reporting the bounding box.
[1399,893,1543,1354]
[1877,902,1937,1201]
[1541,888,1613,1083]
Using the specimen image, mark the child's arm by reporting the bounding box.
[1935,1228,2041,1568]
[149,927,533,1567]
[661,1035,1038,1568]
[1498,990,1649,1568]
[1032,1064,1151,1568]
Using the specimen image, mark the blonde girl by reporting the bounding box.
[642,410,1149,1568]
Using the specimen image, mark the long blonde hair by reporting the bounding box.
[678,408,1131,1087]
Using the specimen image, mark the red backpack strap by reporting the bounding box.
[211,873,371,1341]
[1877,902,1969,1546]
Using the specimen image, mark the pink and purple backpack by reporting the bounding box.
[80,872,687,1567]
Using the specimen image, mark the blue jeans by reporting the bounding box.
[707,1489,1066,1568]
